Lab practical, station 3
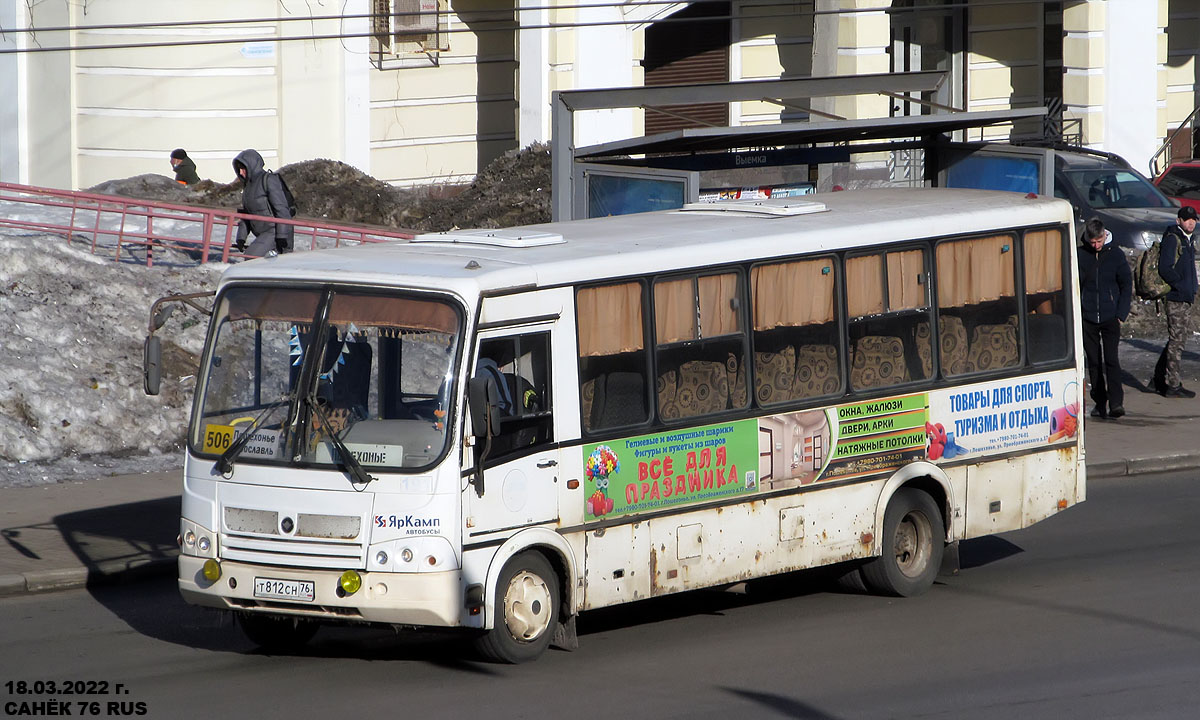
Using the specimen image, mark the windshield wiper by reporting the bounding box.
[216,397,290,475]
[307,395,377,487]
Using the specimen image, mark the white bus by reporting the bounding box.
[146,188,1085,663]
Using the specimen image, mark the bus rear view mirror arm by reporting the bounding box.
[142,291,215,396]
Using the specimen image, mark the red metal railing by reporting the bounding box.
[0,181,415,266]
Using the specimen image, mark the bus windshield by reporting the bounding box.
[191,285,462,472]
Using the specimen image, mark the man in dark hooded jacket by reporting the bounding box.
[1077,218,1131,419]
[170,148,201,185]
[233,148,294,257]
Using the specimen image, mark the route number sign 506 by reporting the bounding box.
[203,424,235,453]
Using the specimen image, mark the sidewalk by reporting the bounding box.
[2,344,1198,598]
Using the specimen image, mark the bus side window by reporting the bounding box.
[653,271,749,421]
[750,257,842,405]
[577,282,650,433]
[846,249,930,391]
[1024,228,1069,363]
[477,333,553,458]
[936,235,1021,375]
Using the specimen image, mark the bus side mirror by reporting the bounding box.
[467,375,502,439]
[143,335,162,396]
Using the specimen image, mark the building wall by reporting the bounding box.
[15,0,73,188]
[5,1,1194,191]
[732,0,814,126]
[369,0,519,187]
[1166,0,1200,163]
[967,1,1043,142]
[65,1,296,189]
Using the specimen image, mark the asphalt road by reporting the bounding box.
[2,473,1199,720]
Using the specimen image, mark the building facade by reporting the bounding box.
[0,0,1196,191]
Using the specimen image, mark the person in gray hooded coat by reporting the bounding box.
[233,148,294,257]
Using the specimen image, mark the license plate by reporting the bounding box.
[253,577,315,602]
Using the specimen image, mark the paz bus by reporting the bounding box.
[144,187,1085,663]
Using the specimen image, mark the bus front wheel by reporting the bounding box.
[862,488,944,597]
[236,612,319,653]
[474,551,559,664]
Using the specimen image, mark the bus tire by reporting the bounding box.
[475,551,559,664]
[861,488,944,597]
[236,612,319,652]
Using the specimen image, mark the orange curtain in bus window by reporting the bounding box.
[846,255,884,317]
[698,273,740,337]
[1023,229,1063,294]
[655,277,697,344]
[887,249,926,310]
[751,258,835,329]
[577,282,644,357]
[936,235,1016,307]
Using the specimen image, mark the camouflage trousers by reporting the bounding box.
[1157,300,1192,391]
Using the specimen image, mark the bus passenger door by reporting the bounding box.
[466,326,560,535]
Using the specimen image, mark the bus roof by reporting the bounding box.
[218,188,1073,298]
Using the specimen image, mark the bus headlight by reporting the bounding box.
[367,537,459,572]
[180,518,217,558]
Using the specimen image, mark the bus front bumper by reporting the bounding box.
[178,555,467,628]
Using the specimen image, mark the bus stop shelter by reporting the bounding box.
[551,71,1049,220]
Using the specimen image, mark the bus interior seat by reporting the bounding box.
[656,368,679,420]
[725,352,748,408]
[673,360,729,418]
[850,335,909,390]
[1026,313,1067,363]
[754,345,797,405]
[589,371,647,429]
[792,344,840,398]
[916,315,969,377]
[965,316,1019,372]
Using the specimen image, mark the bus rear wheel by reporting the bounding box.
[236,612,319,653]
[474,551,559,664]
[861,488,944,597]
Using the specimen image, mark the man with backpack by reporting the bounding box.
[1078,219,1132,419]
[1154,205,1199,398]
[232,148,295,257]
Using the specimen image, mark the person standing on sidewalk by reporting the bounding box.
[1154,205,1199,398]
[1078,218,1132,419]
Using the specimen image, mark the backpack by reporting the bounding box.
[1135,233,1181,300]
[265,170,298,217]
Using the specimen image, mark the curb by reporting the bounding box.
[1086,453,1200,479]
[0,556,177,599]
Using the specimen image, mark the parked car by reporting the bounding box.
[1052,147,1180,251]
[1153,160,1200,213]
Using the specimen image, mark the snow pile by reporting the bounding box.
[0,230,221,486]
